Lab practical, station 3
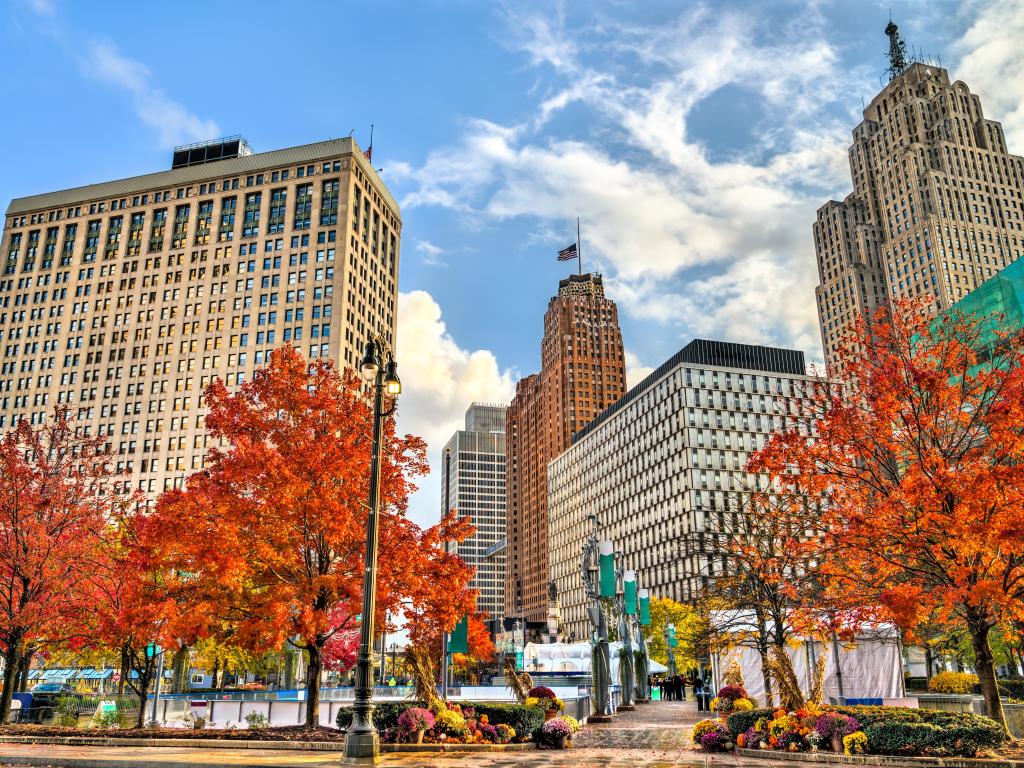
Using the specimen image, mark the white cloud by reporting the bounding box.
[82,39,220,149]
[954,0,1024,150]
[392,3,866,361]
[624,350,654,389]
[25,0,55,15]
[414,240,446,267]
[394,290,515,527]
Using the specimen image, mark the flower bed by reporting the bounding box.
[705,703,1006,759]
[335,701,543,746]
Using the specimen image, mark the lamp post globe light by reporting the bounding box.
[343,335,401,764]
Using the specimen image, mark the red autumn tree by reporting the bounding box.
[75,507,174,727]
[322,604,359,674]
[147,345,476,726]
[750,300,1024,730]
[0,407,121,722]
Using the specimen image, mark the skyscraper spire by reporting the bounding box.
[885,20,909,81]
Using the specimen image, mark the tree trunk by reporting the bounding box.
[924,645,934,679]
[755,608,773,707]
[118,645,130,696]
[16,648,32,693]
[0,638,21,723]
[968,619,1007,733]
[304,644,322,728]
[170,646,189,694]
[134,662,151,729]
[210,659,219,691]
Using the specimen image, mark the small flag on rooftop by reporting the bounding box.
[557,242,578,261]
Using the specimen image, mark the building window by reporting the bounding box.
[195,200,213,245]
[171,205,190,249]
[267,188,287,234]
[294,183,312,229]
[320,180,339,225]
[242,192,261,238]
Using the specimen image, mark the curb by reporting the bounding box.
[0,734,535,754]
[738,748,1024,768]
[0,735,341,752]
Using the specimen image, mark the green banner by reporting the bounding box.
[668,624,678,647]
[599,541,615,598]
[638,589,651,625]
[448,615,468,654]
[624,571,637,615]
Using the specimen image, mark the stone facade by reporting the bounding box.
[0,137,400,497]
[815,62,1024,375]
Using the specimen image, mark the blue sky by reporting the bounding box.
[3,0,1023,527]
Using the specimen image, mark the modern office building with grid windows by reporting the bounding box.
[442,403,508,621]
[0,136,400,496]
[547,339,824,642]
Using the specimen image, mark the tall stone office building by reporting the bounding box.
[547,340,823,642]
[506,273,626,624]
[0,136,400,495]
[442,403,508,621]
[815,25,1024,375]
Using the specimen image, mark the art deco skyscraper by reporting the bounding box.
[0,136,400,496]
[505,273,626,624]
[815,25,1024,374]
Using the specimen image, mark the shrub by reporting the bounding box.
[863,718,1005,758]
[467,703,544,742]
[693,719,721,744]
[244,711,269,730]
[727,707,773,737]
[864,722,939,756]
[53,696,79,728]
[998,678,1024,699]
[397,707,434,735]
[928,671,979,694]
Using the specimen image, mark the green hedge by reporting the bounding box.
[864,718,1005,757]
[335,702,415,733]
[464,703,544,742]
[998,678,1024,699]
[727,708,774,736]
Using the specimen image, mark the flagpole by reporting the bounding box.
[577,217,582,276]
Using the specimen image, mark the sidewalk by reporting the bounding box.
[0,700,820,768]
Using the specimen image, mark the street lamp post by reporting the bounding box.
[580,515,613,720]
[616,557,636,710]
[343,335,402,765]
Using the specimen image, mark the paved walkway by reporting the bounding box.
[0,701,803,768]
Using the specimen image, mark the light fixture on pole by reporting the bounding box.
[343,334,401,764]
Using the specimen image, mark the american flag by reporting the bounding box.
[558,242,578,261]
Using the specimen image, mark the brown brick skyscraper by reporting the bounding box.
[505,273,626,624]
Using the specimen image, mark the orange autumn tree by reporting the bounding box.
[147,345,475,727]
[751,300,1024,731]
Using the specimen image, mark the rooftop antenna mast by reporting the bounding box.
[885,19,909,81]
